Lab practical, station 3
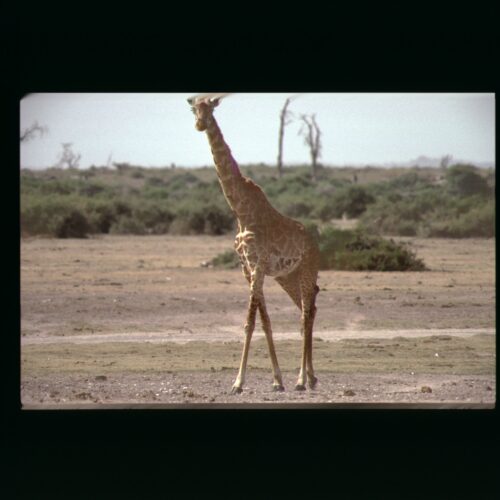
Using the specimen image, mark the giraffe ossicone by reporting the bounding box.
[188,95,321,394]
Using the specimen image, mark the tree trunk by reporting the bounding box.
[277,98,292,178]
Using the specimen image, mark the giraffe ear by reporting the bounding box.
[210,97,221,107]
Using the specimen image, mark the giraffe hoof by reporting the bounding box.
[273,384,285,392]
[295,384,306,391]
[308,377,318,390]
[231,386,243,395]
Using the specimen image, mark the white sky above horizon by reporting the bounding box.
[20,92,495,169]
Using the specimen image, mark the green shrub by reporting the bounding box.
[142,186,170,200]
[168,217,195,235]
[112,200,133,217]
[39,179,80,196]
[446,164,490,197]
[315,185,375,221]
[133,205,174,234]
[167,172,200,191]
[334,185,376,218]
[54,209,91,238]
[78,181,109,197]
[283,201,314,218]
[202,205,235,235]
[389,221,418,236]
[168,210,205,235]
[318,227,426,271]
[21,195,84,236]
[86,201,117,233]
[20,164,495,239]
[145,176,167,187]
[426,200,495,237]
[109,216,148,235]
[262,173,315,198]
[210,249,240,269]
[169,205,234,235]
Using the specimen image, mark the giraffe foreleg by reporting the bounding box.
[231,265,265,394]
[231,295,258,394]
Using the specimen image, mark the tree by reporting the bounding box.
[299,114,322,182]
[20,121,48,142]
[276,97,294,178]
[440,154,453,169]
[57,143,81,169]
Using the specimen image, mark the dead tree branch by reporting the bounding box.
[299,113,322,182]
[277,98,294,178]
[20,121,48,142]
[57,143,81,169]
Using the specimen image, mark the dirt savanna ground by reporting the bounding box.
[20,231,495,407]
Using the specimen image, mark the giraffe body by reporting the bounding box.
[188,96,320,393]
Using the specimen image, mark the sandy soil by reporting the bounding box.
[20,233,496,407]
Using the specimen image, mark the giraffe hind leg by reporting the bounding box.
[258,297,284,391]
[295,264,320,390]
[304,285,319,389]
[295,287,318,390]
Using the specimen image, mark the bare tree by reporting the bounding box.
[440,154,453,170]
[20,121,48,142]
[57,143,81,169]
[106,152,113,168]
[299,113,322,182]
[276,98,294,178]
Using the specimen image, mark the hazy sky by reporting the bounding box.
[20,93,495,169]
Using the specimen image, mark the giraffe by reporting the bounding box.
[187,95,320,393]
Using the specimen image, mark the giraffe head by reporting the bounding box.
[187,97,220,131]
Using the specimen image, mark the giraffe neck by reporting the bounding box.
[203,115,279,230]
[204,117,244,211]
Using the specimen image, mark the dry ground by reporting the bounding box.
[20,232,495,407]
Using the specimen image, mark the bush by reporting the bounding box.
[87,201,117,233]
[210,249,240,269]
[20,164,495,239]
[169,210,205,235]
[335,185,376,218]
[426,201,495,237]
[145,176,167,187]
[169,205,234,235]
[446,164,490,196]
[316,186,375,221]
[203,205,234,235]
[318,227,427,271]
[78,181,109,197]
[54,209,91,238]
[262,173,315,198]
[133,205,174,234]
[109,216,148,235]
[142,186,170,200]
[112,200,133,217]
[167,172,200,191]
[283,201,314,218]
[21,195,85,236]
